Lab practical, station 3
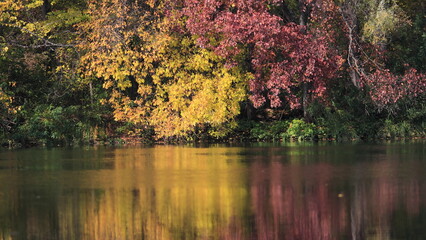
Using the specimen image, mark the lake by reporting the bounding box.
[0,142,425,240]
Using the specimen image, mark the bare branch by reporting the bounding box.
[0,22,75,49]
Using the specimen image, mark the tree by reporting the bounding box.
[0,0,104,145]
[339,0,426,111]
[181,0,343,119]
[79,0,250,139]
[148,34,250,138]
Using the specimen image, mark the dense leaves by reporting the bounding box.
[148,35,250,138]
[182,0,343,110]
[0,0,425,144]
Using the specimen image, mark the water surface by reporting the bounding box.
[0,142,425,240]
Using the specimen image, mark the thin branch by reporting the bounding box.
[0,22,75,49]
[8,42,73,49]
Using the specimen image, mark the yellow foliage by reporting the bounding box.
[25,0,44,9]
[0,0,23,25]
[0,87,16,115]
[362,0,409,44]
[148,36,250,138]
[78,0,250,139]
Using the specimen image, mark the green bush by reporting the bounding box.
[15,105,90,145]
[315,109,359,140]
[250,122,273,141]
[248,121,290,141]
[283,119,318,140]
[376,119,422,139]
[269,121,290,139]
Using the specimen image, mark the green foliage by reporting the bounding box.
[270,121,291,139]
[250,123,274,141]
[16,105,89,145]
[387,14,426,73]
[242,119,327,142]
[376,119,417,139]
[362,0,409,45]
[248,121,289,141]
[406,104,426,130]
[0,0,425,146]
[315,110,359,140]
[283,119,319,141]
[374,100,426,139]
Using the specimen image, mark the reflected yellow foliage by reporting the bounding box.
[0,145,425,239]
[49,147,249,240]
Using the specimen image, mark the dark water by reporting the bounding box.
[0,142,425,240]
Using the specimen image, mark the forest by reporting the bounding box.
[0,0,425,146]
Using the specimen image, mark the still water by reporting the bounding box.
[0,142,425,240]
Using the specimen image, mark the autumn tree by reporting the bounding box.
[78,0,250,139]
[0,0,104,145]
[0,72,16,138]
[181,0,343,119]
[148,34,250,138]
[339,0,426,111]
[1,0,424,143]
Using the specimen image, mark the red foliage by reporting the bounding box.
[180,0,425,110]
[181,0,343,109]
[366,68,426,110]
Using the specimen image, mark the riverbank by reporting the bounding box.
[3,118,424,149]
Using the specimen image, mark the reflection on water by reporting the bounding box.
[0,142,425,240]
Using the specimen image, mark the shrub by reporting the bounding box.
[376,119,423,139]
[15,105,90,145]
[283,119,318,140]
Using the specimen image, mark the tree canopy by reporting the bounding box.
[0,0,425,144]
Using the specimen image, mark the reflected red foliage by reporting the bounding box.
[239,159,426,239]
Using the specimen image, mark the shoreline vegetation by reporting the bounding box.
[1,0,425,148]
[3,118,425,148]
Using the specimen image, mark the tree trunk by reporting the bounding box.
[89,82,94,105]
[299,0,311,121]
[43,0,51,16]
[302,82,309,120]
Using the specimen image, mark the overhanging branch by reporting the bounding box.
[0,22,75,49]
